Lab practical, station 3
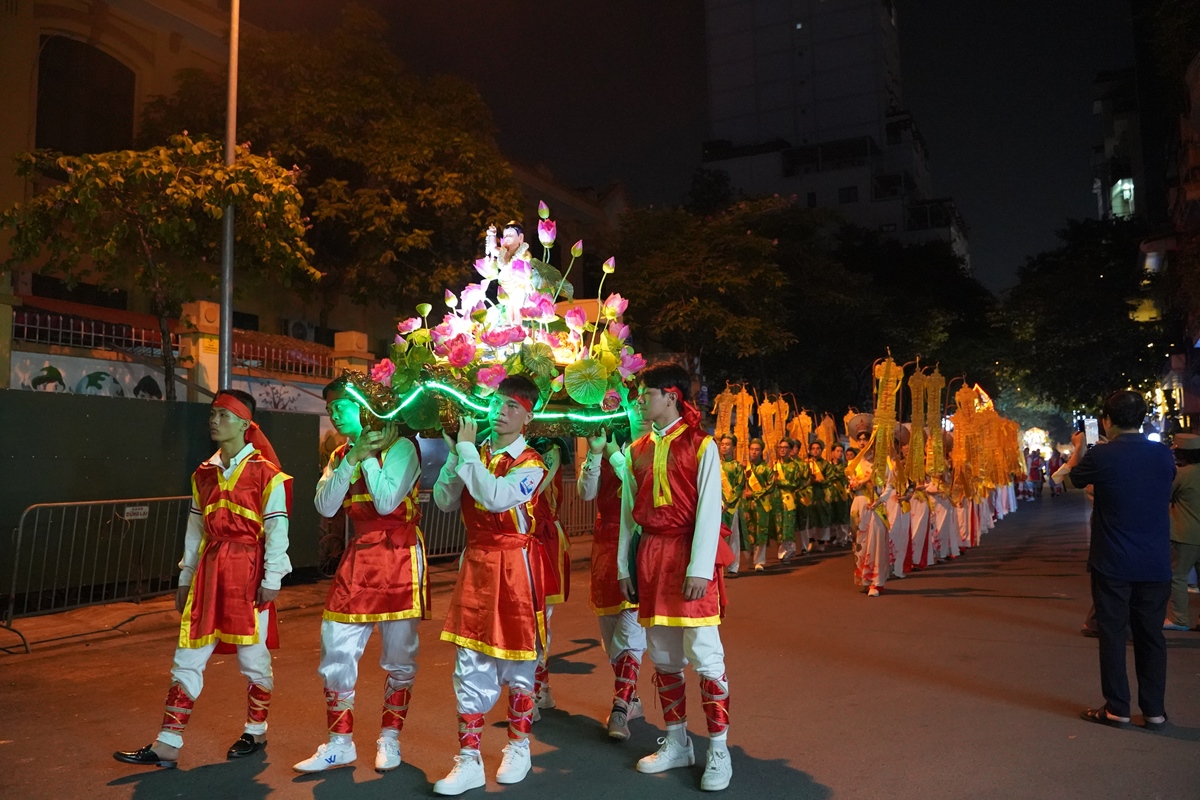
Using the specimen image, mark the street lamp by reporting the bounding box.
[218,0,240,390]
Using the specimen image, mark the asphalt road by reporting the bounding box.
[1,490,1197,800]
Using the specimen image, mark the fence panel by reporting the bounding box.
[3,497,190,652]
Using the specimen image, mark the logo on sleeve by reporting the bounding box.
[520,476,536,496]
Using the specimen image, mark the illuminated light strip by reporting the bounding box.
[346,379,627,424]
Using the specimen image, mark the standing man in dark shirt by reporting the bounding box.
[1067,391,1175,729]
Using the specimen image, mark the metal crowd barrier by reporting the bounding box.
[416,479,597,561]
[3,496,191,653]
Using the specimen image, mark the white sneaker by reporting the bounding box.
[636,735,694,773]
[606,697,644,741]
[535,685,556,709]
[495,740,532,785]
[867,586,881,598]
[293,739,357,772]
[701,747,733,791]
[432,750,486,796]
[375,737,401,772]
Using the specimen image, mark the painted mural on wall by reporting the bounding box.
[11,351,186,399]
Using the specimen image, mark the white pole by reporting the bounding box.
[218,0,240,390]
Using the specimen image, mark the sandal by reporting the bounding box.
[1080,707,1129,728]
[1143,715,1169,731]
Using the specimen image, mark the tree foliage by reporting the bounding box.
[1,134,316,398]
[1000,218,1168,411]
[609,198,801,380]
[139,4,523,324]
[610,195,999,412]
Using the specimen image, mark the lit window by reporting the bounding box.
[1110,178,1135,219]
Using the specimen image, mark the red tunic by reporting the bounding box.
[181,452,291,648]
[532,466,571,605]
[591,456,636,616]
[323,439,430,623]
[629,423,723,628]
[440,444,548,660]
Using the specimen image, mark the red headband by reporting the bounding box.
[213,393,252,420]
[213,393,282,469]
[501,392,534,413]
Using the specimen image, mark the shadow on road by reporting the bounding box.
[106,750,271,800]
[529,707,833,799]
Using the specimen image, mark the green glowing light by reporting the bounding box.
[347,378,626,425]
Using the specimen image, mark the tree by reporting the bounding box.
[139,4,523,325]
[609,197,801,383]
[1000,218,1167,411]
[2,134,317,399]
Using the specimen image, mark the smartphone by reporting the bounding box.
[1082,417,1099,447]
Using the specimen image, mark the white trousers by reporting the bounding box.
[537,605,555,669]
[645,625,726,681]
[318,617,420,694]
[453,647,537,715]
[725,512,741,574]
[159,607,273,747]
[597,607,647,662]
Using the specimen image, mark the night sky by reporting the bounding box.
[246,0,1137,293]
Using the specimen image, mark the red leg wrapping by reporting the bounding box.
[653,671,687,724]
[507,690,535,741]
[381,684,412,732]
[612,651,641,705]
[700,675,730,736]
[325,688,354,734]
[534,663,549,696]
[458,712,485,751]
[160,682,195,735]
[246,682,271,726]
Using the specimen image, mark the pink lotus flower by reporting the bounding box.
[618,351,647,379]
[571,240,583,258]
[477,364,507,389]
[474,258,498,280]
[430,320,455,348]
[602,293,628,320]
[538,200,550,219]
[445,289,458,308]
[537,219,557,248]
[460,282,488,310]
[601,389,621,412]
[370,358,396,387]
[482,326,523,348]
[607,321,630,342]
[540,330,568,349]
[550,374,564,393]
[520,292,556,323]
[396,317,421,334]
[565,306,587,332]
[507,325,528,344]
[507,258,531,283]
[445,334,476,368]
[602,257,616,274]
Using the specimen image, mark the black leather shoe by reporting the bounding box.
[226,733,266,759]
[113,744,178,768]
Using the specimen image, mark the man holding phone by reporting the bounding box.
[1066,391,1175,730]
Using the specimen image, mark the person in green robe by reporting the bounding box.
[718,434,746,576]
[741,438,774,572]
[826,443,853,546]
[806,440,835,551]
[770,440,803,562]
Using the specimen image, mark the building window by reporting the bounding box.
[879,223,897,233]
[806,192,817,208]
[1110,178,1135,219]
[838,186,859,204]
[36,36,135,155]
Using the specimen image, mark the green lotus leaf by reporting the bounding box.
[400,387,441,431]
[564,358,610,406]
[521,343,557,378]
